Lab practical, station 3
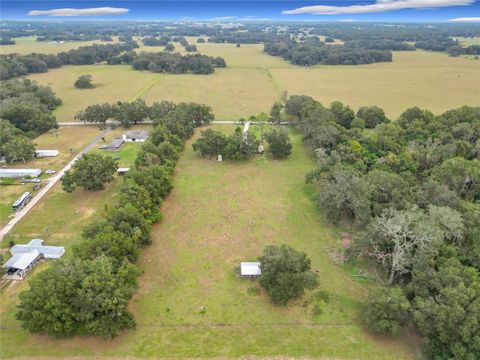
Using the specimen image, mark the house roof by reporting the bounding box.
[3,250,40,270]
[100,138,124,150]
[124,130,149,139]
[11,239,65,258]
[240,262,261,276]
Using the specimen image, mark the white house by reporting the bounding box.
[35,150,59,158]
[122,130,149,142]
[11,238,65,259]
[3,239,65,280]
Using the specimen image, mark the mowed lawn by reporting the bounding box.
[0,126,106,227]
[0,127,416,359]
[27,43,480,123]
[0,36,118,55]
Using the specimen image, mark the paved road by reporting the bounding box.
[0,128,111,242]
[58,120,290,126]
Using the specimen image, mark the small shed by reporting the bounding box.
[117,167,130,175]
[122,130,149,142]
[99,138,125,151]
[240,262,261,278]
[35,150,59,158]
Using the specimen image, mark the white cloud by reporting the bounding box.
[282,0,474,15]
[448,17,480,22]
[339,19,355,22]
[28,7,129,17]
[210,16,237,21]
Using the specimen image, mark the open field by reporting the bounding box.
[27,43,480,123]
[27,65,163,122]
[271,51,480,118]
[456,36,480,47]
[0,126,106,227]
[0,126,417,359]
[0,36,118,55]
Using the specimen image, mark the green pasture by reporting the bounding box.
[0,127,417,359]
[26,43,480,123]
[0,36,118,55]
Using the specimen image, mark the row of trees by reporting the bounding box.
[282,95,479,359]
[17,101,215,338]
[75,99,214,130]
[130,52,225,74]
[0,78,62,163]
[264,39,392,66]
[192,126,292,160]
[142,36,197,53]
[0,42,139,80]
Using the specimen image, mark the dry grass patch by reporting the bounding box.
[28,65,161,122]
[0,36,118,55]
[142,68,280,119]
[270,51,480,118]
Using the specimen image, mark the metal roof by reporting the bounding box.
[124,130,149,139]
[3,250,40,270]
[100,138,125,150]
[0,169,42,178]
[240,262,261,276]
[11,239,65,259]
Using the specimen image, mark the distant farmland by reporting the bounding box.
[26,43,480,122]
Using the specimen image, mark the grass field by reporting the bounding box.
[0,36,118,55]
[0,126,417,359]
[27,44,480,123]
[0,126,106,227]
[270,51,480,118]
[455,36,480,47]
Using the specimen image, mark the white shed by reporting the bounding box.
[240,262,261,277]
[35,150,59,158]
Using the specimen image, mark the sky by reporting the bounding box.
[1,0,480,22]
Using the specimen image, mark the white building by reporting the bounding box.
[11,238,65,259]
[35,150,59,158]
[3,239,65,280]
[0,169,42,178]
[240,262,262,278]
[122,130,149,142]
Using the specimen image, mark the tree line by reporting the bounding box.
[1,42,226,80]
[0,42,139,80]
[16,101,215,338]
[0,78,61,163]
[282,95,479,359]
[129,52,225,74]
[74,99,214,130]
[264,39,392,66]
[192,125,292,160]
